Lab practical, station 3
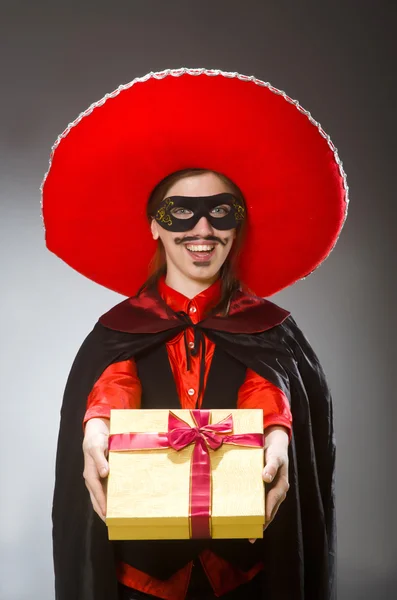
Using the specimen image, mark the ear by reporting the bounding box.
[150,218,160,240]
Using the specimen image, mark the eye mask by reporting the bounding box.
[154,193,245,232]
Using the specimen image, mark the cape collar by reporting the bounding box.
[98,285,290,335]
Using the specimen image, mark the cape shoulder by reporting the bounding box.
[98,286,291,335]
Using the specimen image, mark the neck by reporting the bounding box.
[165,269,219,299]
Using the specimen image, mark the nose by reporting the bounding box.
[191,215,214,237]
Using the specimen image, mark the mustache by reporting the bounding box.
[174,235,228,247]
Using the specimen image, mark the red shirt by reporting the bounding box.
[84,277,292,599]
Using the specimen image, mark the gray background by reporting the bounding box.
[0,1,395,599]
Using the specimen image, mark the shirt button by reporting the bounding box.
[189,306,197,314]
[187,388,195,396]
[188,341,195,349]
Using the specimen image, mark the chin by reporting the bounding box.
[186,265,220,282]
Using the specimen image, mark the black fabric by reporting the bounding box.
[114,342,248,578]
[135,342,181,409]
[52,314,336,600]
[200,342,247,409]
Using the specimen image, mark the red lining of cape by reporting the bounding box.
[98,287,290,334]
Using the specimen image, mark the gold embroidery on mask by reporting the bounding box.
[233,200,245,223]
[155,199,174,227]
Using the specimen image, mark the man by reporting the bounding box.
[83,169,293,600]
[42,68,347,600]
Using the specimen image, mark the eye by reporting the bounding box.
[210,204,232,218]
[170,207,194,219]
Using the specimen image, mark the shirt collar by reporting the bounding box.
[157,275,222,321]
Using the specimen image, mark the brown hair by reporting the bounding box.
[137,168,247,316]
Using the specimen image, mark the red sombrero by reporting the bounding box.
[41,67,348,297]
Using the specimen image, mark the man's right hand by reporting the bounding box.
[82,417,110,522]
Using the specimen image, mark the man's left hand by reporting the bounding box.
[249,425,290,543]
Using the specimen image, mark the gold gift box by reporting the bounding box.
[106,409,265,540]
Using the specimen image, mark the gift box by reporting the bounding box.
[106,409,265,541]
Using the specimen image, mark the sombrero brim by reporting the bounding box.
[41,67,348,297]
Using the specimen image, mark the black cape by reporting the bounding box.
[52,288,336,600]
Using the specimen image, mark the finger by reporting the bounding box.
[89,481,107,517]
[89,490,106,522]
[265,486,288,521]
[263,496,284,532]
[248,538,257,544]
[85,472,107,516]
[271,496,284,521]
[264,495,285,532]
[89,445,109,477]
[263,455,282,483]
[265,492,282,522]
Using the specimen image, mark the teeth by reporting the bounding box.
[186,245,215,252]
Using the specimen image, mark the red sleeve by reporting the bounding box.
[237,368,293,441]
[83,358,142,426]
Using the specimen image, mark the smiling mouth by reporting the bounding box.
[184,243,216,261]
[186,244,215,252]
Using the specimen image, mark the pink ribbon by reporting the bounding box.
[109,410,264,539]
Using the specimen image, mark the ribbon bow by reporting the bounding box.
[168,411,233,451]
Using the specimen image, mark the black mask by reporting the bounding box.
[154,193,245,232]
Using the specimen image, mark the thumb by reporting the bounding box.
[90,446,109,477]
[263,455,280,483]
